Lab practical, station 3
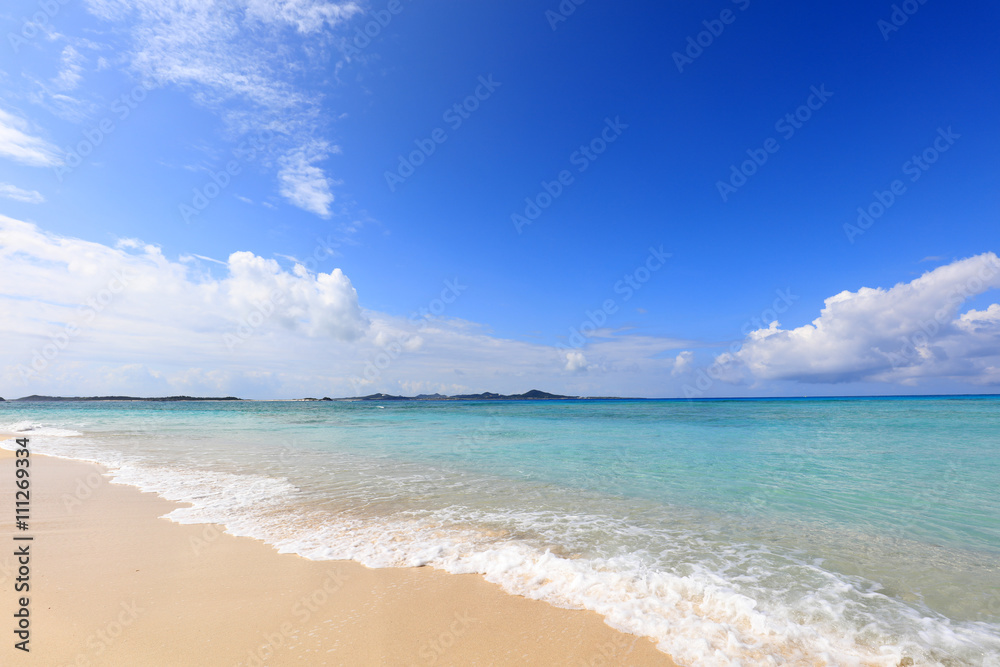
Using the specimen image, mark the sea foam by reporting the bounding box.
[8,408,1000,667]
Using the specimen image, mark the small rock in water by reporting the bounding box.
[898,658,914,667]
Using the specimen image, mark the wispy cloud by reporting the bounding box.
[0,107,63,167]
[187,253,228,265]
[20,38,106,122]
[278,141,335,217]
[52,45,86,91]
[0,183,45,204]
[82,0,360,216]
[245,0,361,34]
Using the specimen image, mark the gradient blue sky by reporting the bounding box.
[1,0,998,398]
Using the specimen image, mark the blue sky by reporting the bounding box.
[0,0,998,398]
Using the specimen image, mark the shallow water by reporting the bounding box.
[3,397,999,666]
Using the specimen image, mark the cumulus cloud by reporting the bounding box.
[0,107,63,167]
[0,183,44,204]
[0,216,372,395]
[717,253,1000,385]
[0,215,368,340]
[956,304,1000,342]
[564,351,588,372]
[224,250,366,339]
[671,350,693,376]
[26,218,997,399]
[0,218,610,397]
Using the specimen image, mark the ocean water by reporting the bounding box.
[2,397,999,666]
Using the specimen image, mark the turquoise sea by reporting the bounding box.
[3,397,999,666]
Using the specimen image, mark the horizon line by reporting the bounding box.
[2,392,1000,402]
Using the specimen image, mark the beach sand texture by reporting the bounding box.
[0,445,678,666]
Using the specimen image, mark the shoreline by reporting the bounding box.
[0,440,678,665]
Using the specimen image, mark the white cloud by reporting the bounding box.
[82,0,359,216]
[245,0,361,34]
[0,107,63,167]
[958,303,1000,333]
[120,1,305,113]
[52,45,86,90]
[224,250,367,339]
[718,253,1000,385]
[0,217,369,393]
[18,221,998,399]
[564,351,588,372]
[0,183,44,204]
[0,218,703,398]
[671,350,693,376]
[278,142,335,217]
[20,39,106,122]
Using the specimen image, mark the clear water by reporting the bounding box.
[3,397,999,666]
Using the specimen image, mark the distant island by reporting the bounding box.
[10,395,242,402]
[3,390,616,402]
[325,390,594,401]
[4,393,998,403]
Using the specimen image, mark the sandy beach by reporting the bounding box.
[0,438,677,666]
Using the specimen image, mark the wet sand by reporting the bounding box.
[0,441,678,665]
